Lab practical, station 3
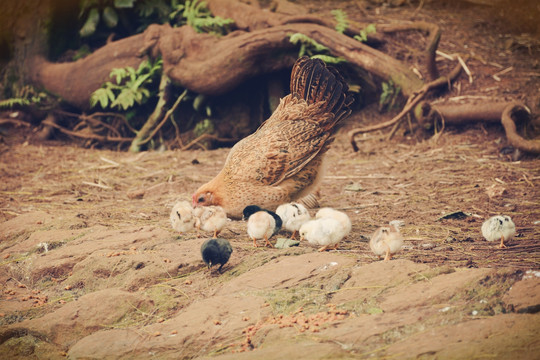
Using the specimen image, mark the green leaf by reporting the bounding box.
[0,98,30,108]
[366,307,384,315]
[110,68,128,84]
[102,7,119,28]
[79,8,100,38]
[331,9,348,34]
[90,88,111,108]
[192,94,206,112]
[114,0,136,9]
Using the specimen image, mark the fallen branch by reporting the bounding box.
[42,117,133,143]
[0,118,30,127]
[131,88,188,151]
[378,22,441,81]
[348,59,463,151]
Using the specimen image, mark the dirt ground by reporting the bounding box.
[1,1,540,359]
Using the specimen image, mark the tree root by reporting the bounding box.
[42,116,133,144]
[348,59,464,151]
[415,99,539,154]
[377,21,441,81]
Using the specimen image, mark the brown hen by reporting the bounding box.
[192,56,354,218]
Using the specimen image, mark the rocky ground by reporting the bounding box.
[1,0,540,359]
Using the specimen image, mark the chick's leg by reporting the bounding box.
[383,243,392,261]
[264,235,274,248]
[290,230,297,240]
[252,237,259,247]
[499,235,507,249]
[318,245,330,252]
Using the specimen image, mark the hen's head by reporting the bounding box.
[192,190,215,207]
[192,180,224,208]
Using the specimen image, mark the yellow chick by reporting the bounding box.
[369,220,404,261]
[315,207,352,239]
[299,218,343,252]
[481,215,516,249]
[193,205,228,238]
[243,205,282,248]
[170,200,196,234]
[275,202,311,239]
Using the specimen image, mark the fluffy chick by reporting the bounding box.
[299,218,344,252]
[192,56,353,218]
[193,205,228,238]
[481,215,516,249]
[275,202,311,239]
[369,220,404,261]
[315,207,352,239]
[243,205,282,248]
[170,200,196,234]
[200,238,233,272]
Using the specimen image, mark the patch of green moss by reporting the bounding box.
[454,269,521,316]
[412,265,456,283]
[261,286,330,315]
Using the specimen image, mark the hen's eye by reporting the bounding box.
[198,196,205,203]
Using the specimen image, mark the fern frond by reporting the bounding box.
[331,9,348,34]
[0,98,30,108]
[288,33,329,53]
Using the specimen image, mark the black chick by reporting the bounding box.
[200,238,233,272]
[242,205,283,236]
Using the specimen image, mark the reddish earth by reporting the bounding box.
[1,1,539,359]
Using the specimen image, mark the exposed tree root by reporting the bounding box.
[348,59,464,151]
[414,99,539,154]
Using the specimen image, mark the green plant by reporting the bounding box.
[331,9,348,34]
[79,0,171,38]
[288,33,346,64]
[0,86,49,109]
[169,0,234,35]
[79,0,129,37]
[379,79,401,111]
[90,58,162,111]
[354,24,376,42]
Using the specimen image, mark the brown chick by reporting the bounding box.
[192,56,354,219]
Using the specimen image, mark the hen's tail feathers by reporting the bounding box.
[290,56,354,126]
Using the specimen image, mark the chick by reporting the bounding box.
[481,215,516,249]
[369,220,404,261]
[275,202,311,239]
[170,200,196,234]
[299,218,343,252]
[193,205,228,238]
[192,56,354,218]
[315,207,352,239]
[200,238,233,272]
[243,205,282,248]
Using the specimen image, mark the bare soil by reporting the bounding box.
[1,1,540,359]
